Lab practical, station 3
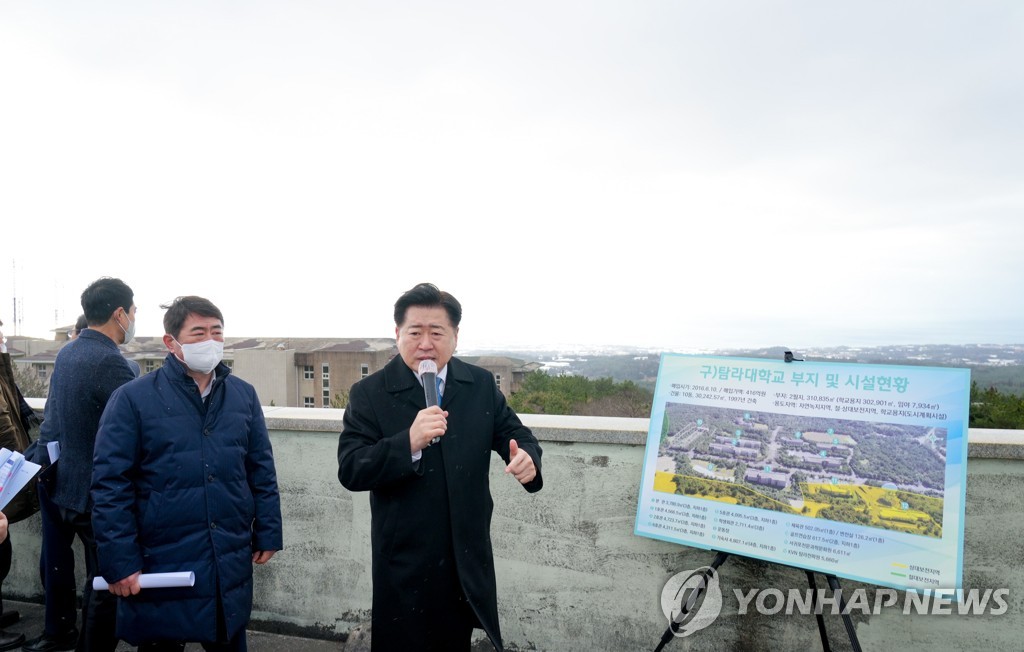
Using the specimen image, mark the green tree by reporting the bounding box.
[12,363,48,399]
[970,382,1024,429]
[331,390,349,409]
[509,371,654,418]
[735,461,747,481]
[520,370,552,393]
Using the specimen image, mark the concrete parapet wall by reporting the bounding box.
[8,407,1024,651]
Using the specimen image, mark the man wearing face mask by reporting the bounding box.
[92,295,282,652]
[26,277,138,652]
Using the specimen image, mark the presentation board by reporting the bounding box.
[635,354,971,592]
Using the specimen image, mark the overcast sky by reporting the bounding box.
[2,2,1021,352]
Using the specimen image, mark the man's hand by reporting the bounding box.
[253,550,277,565]
[409,406,448,453]
[0,512,8,544]
[109,571,142,597]
[505,439,537,485]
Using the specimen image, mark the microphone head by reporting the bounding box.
[418,359,438,375]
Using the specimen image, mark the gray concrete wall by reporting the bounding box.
[8,409,1024,651]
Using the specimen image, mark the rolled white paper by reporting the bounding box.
[93,571,196,591]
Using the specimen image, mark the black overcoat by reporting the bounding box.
[337,355,543,651]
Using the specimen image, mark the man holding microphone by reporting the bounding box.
[337,283,543,651]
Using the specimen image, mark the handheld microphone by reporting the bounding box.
[418,360,441,445]
[419,359,439,407]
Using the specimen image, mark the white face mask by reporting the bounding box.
[118,311,136,345]
[173,338,224,374]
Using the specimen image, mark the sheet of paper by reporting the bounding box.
[93,571,196,591]
[0,447,41,512]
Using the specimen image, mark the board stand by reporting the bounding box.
[654,551,730,652]
[654,551,863,652]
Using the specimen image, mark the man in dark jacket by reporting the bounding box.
[25,278,138,652]
[92,295,282,652]
[337,283,543,652]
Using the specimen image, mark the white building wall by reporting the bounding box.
[232,348,296,407]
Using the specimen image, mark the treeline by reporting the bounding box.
[970,382,1024,429]
[674,475,797,514]
[508,371,653,417]
[849,436,945,489]
[971,366,1024,396]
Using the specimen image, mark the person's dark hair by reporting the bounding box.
[81,278,134,326]
[71,313,89,335]
[394,283,462,328]
[161,296,224,339]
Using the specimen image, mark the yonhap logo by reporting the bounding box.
[660,566,723,637]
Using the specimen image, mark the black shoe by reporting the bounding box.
[0,612,17,629]
[0,630,25,652]
[21,628,79,652]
